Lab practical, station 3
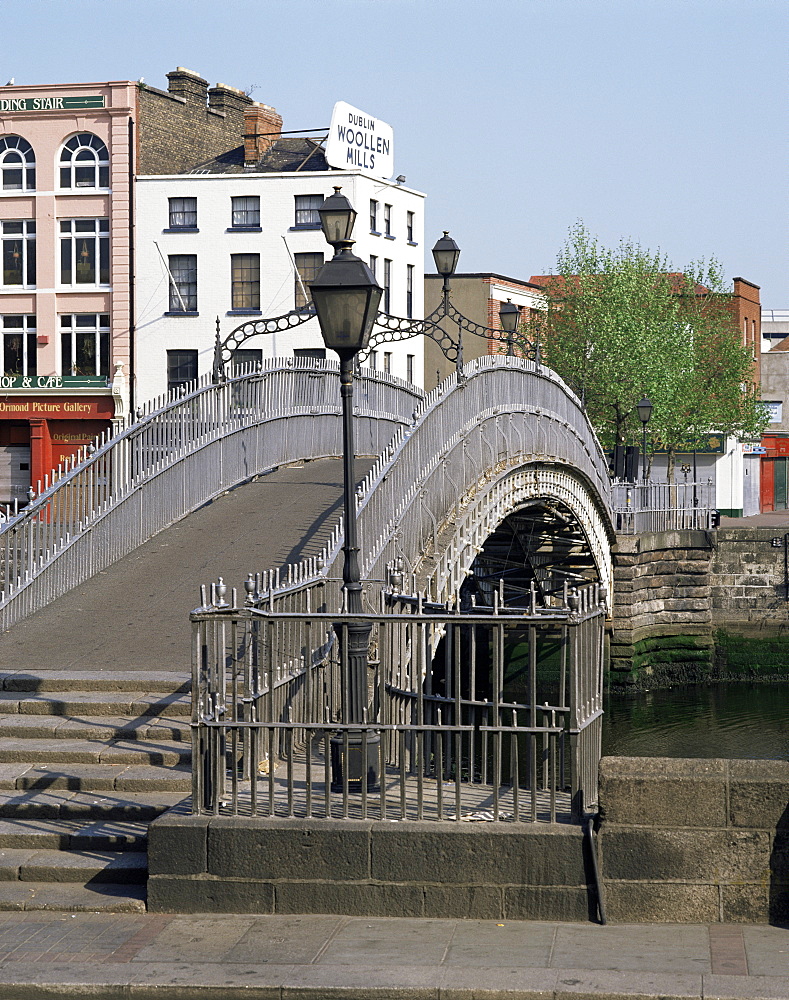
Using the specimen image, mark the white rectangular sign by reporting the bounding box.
[326,101,394,179]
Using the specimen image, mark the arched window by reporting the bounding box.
[0,136,35,191]
[59,133,109,189]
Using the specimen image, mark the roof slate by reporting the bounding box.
[187,138,330,175]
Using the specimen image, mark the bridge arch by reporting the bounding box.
[351,355,615,607]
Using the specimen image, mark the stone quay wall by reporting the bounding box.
[610,527,789,685]
[147,816,597,922]
[598,756,789,924]
[610,529,715,686]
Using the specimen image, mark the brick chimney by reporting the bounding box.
[244,104,283,165]
[166,67,209,105]
[208,82,252,116]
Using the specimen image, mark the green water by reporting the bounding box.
[603,682,789,760]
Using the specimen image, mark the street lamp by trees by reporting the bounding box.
[533,222,768,481]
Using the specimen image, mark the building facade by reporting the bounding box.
[0,67,258,500]
[135,107,425,400]
[423,273,544,391]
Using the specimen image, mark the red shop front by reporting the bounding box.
[0,393,115,500]
[760,434,789,512]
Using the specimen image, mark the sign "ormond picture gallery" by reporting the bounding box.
[325,101,394,179]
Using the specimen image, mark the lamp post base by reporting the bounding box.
[330,731,381,793]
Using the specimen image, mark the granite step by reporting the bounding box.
[0,762,192,794]
[0,691,191,717]
[0,671,189,694]
[0,848,147,884]
[0,715,189,741]
[0,880,146,912]
[0,790,187,822]
[0,738,191,766]
[0,818,147,851]
[0,670,195,912]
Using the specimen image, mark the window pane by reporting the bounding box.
[2,168,22,190]
[4,334,22,374]
[232,196,260,227]
[75,237,95,283]
[294,195,321,227]
[169,255,197,311]
[294,252,324,310]
[60,240,72,284]
[26,239,35,286]
[231,254,260,310]
[167,349,198,391]
[26,334,37,376]
[2,241,23,285]
[170,197,197,228]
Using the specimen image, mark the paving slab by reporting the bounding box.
[551,967,702,998]
[443,919,556,967]
[702,973,789,999]
[551,922,711,973]
[743,924,789,977]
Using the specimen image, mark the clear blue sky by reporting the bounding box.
[3,0,785,303]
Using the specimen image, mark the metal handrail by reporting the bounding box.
[0,358,422,630]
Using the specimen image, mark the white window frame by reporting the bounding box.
[2,314,36,377]
[58,133,109,190]
[0,136,35,192]
[1,220,36,288]
[59,218,110,287]
[59,313,110,377]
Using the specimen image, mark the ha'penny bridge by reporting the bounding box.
[0,348,715,918]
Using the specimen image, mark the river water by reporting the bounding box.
[602,682,789,760]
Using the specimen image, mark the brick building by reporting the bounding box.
[0,67,258,500]
[423,274,544,391]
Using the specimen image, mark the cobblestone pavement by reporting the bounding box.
[0,910,785,999]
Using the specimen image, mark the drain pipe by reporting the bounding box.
[584,812,607,924]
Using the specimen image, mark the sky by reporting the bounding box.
[2,0,785,304]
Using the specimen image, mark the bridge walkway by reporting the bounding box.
[0,457,368,673]
[0,458,370,912]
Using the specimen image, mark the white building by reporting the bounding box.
[135,114,425,403]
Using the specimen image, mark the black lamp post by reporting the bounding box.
[499,299,521,356]
[637,397,653,482]
[310,188,382,790]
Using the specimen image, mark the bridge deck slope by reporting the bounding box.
[0,458,368,673]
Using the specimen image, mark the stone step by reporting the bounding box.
[0,848,147,884]
[0,790,187,822]
[0,715,190,742]
[0,738,191,767]
[0,818,147,851]
[0,670,189,694]
[0,762,192,793]
[0,880,146,912]
[0,691,190,717]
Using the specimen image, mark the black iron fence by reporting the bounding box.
[191,584,605,823]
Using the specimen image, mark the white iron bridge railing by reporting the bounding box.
[611,479,715,534]
[215,355,616,613]
[0,358,422,631]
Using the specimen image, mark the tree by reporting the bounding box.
[528,223,768,480]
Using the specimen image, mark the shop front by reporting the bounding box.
[759,434,789,512]
[0,376,118,501]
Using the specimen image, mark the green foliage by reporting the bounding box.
[530,222,769,471]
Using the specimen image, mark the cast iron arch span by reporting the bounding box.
[348,358,615,607]
[419,460,612,607]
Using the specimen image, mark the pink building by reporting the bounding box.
[0,67,256,499]
[0,79,135,497]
